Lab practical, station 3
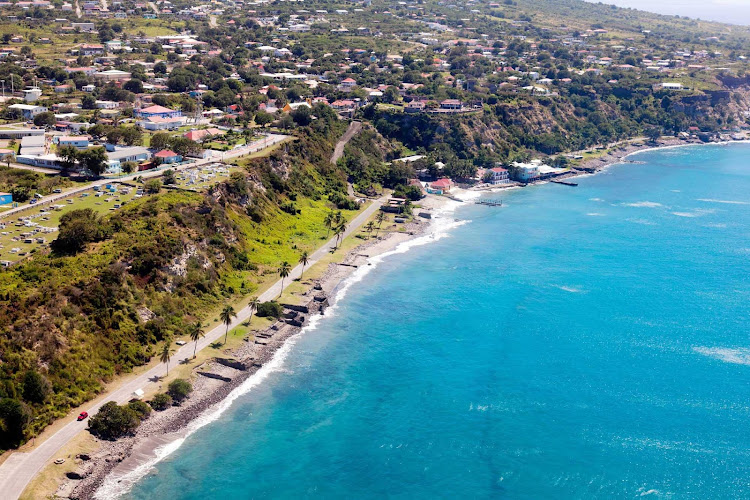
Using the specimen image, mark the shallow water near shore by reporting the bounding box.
[125,142,750,499]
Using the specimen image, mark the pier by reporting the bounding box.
[551,179,578,187]
[475,199,503,207]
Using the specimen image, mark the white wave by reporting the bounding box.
[639,488,661,497]
[693,346,750,366]
[95,202,470,499]
[586,212,605,216]
[697,198,750,205]
[588,197,604,202]
[670,190,681,193]
[626,218,657,226]
[622,201,663,208]
[553,285,584,293]
[671,211,699,218]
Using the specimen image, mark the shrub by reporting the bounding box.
[127,400,152,420]
[88,401,140,440]
[167,379,192,403]
[22,370,51,404]
[149,393,172,411]
[0,398,31,448]
[255,301,284,318]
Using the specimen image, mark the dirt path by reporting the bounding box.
[330,120,361,164]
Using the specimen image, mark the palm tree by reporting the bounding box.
[324,211,335,237]
[219,305,237,344]
[334,211,344,225]
[375,211,386,237]
[334,223,347,249]
[248,296,260,325]
[189,322,205,358]
[298,250,309,279]
[365,221,375,238]
[278,261,291,297]
[160,340,174,376]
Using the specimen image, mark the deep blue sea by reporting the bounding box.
[122,143,750,499]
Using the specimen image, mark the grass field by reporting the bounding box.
[0,183,140,263]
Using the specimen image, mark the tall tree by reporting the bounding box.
[189,322,205,358]
[324,211,335,237]
[248,296,260,325]
[334,223,347,249]
[278,261,291,297]
[219,305,237,345]
[160,340,174,376]
[375,211,386,237]
[298,251,309,279]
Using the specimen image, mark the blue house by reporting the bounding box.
[0,192,12,205]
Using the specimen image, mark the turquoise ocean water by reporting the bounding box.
[120,143,750,499]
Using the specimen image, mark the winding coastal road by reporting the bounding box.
[0,190,385,500]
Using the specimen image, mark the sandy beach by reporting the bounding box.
[54,194,450,500]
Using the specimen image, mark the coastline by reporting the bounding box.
[57,194,454,500]
[47,137,749,499]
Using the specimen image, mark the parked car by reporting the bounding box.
[77,411,88,421]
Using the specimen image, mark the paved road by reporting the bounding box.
[0,172,383,500]
[0,134,288,222]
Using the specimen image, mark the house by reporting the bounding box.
[282,102,312,113]
[405,100,425,113]
[94,69,132,81]
[135,105,182,119]
[95,100,119,109]
[53,136,89,149]
[106,146,151,169]
[0,192,12,206]
[82,84,96,92]
[660,82,684,90]
[154,149,182,164]
[8,104,48,119]
[79,44,105,56]
[137,116,186,131]
[22,88,42,103]
[440,99,463,110]
[20,135,46,156]
[70,22,96,32]
[511,161,540,182]
[339,77,357,91]
[428,178,453,194]
[330,99,355,111]
[487,167,510,185]
[183,128,224,142]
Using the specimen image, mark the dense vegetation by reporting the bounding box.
[0,109,355,450]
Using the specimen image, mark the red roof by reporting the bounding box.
[490,167,507,173]
[155,149,179,158]
[431,178,452,188]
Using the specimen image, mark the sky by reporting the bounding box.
[584,0,750,26]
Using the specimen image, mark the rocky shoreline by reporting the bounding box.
[58,203,440,500]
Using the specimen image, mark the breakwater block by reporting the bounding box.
[214,357,248,371]
[282,303,310,314]
[197,371,232,382]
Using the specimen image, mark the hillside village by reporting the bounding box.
[0,0,747,179]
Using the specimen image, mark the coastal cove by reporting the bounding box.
[124,142,750,499]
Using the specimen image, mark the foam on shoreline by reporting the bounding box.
[94,194,471,499]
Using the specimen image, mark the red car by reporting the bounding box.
[77,412,88,421]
